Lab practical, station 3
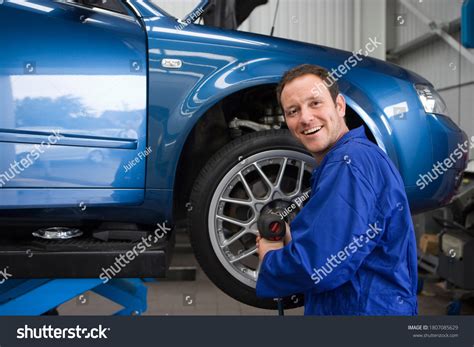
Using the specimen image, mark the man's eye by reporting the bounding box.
[310,101,320,107]
[286,109,297,116]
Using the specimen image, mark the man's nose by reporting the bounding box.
[299,105,314,125]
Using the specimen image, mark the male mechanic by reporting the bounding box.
[256,64,418,315]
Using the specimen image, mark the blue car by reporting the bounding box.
[0,0,467,308]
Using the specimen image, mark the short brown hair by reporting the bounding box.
[276,64,339,105]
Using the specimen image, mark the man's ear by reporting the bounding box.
[335,94,346,117]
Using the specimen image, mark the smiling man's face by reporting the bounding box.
[281,74,349,163]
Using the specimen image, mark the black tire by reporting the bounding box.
[188,129,314,309]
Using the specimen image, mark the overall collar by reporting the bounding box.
[328,125,366,153]
[310,126,367,188]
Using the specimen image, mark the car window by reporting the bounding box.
[64,0,130,15]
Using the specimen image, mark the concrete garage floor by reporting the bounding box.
[58,234,474,316]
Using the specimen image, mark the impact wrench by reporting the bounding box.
[257,212,286,316]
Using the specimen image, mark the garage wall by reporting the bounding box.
[239,0,386,59]
[394,0,462,46]
[387,0,474,156]
[239,0,356,51]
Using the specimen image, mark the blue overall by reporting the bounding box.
[256,126,418,315]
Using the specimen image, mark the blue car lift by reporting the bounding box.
[0,278,148,316]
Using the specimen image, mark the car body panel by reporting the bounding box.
[0,0,148,208]
[0,188,144,209]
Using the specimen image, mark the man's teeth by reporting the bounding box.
[303,126,322,135]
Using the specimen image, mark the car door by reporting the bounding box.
[0,0,148,207]
[0,0,147,189]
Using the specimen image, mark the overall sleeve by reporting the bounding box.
[256,160,383,298]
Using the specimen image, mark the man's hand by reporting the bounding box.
[284,222,292,245]
[256,235,283,262]
[256,222,292,262]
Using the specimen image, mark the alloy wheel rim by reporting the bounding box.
[208,150,315,288]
